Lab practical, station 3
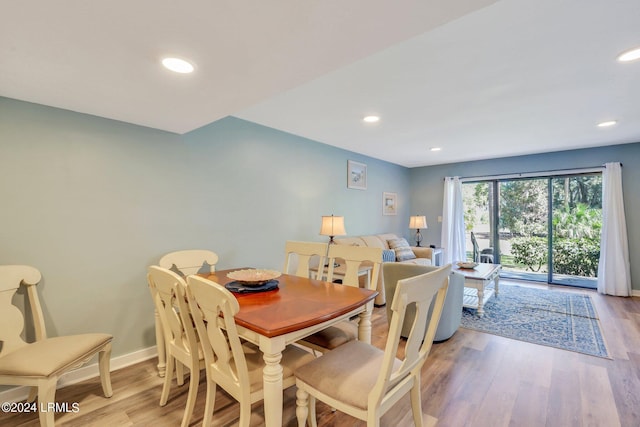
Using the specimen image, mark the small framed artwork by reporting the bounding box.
[347,160,367,190]
[382,192,397,215]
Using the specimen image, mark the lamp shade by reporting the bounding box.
[409,215,427,229]
[320,215,346,237]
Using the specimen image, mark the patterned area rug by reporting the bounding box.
[460,284,610,358]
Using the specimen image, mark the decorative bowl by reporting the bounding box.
[227,269,281,286]
[457,262,478,269]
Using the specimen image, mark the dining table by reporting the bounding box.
[197,268,377,427]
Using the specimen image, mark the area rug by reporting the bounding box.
[460,284,610,358]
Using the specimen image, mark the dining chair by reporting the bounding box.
[298,244,383,353]
[185,274,315,427]
[0,265,113,427]
[155,249,218,377]
[147,266,203,427]
[283,240,326,279]
[294,263,451,427]
[159,249,219,276]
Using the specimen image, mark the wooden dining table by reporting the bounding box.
[200,268,377,427]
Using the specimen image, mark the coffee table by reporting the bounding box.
[454,263,501,317]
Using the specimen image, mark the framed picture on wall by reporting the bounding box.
[347,160,367,190]
[382,192,397,215]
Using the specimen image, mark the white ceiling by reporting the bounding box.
[2,0,639,168]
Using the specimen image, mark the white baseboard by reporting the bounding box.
[0,346,158,403]
[633,289,640,297]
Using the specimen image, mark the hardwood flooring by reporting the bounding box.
[2,281,639,426]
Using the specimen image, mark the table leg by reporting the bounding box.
[154,309,166,377]
[260,339,285,427]
[477,286,485,318]
[494,272,500,296]
[358,302,373,344]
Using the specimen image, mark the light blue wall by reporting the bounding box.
[0,97,411,358]
[409,143,640,290]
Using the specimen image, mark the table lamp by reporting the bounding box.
[409,215,427,247]
[320,215,346,266]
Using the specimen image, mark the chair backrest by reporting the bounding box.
[159,250,219,276]
[283,241,326,279]
[369,264,451,409]
[147,266,198,361]
[0,265,45,356]
[185,275,250,400]
[326,244,383,291]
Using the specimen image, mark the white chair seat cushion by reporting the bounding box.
[0,334,112,378]
[294,340,401,410]
[241,342,315,393]
[299,320,358,350]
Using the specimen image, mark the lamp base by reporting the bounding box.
[415,229,423,247]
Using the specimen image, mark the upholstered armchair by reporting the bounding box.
[383,263,464,342]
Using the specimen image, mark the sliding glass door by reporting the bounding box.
[550,175,602,286]
[463,173,602,288]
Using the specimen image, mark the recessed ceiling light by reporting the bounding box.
[597,120,617,128]
[430,147,442,152]
[161,57,195,74]
[617,47,640,63]
[363,115,380,123]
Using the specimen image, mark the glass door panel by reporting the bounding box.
[462,182,494,263]
[550,175,602,288]
[497,178,549,282]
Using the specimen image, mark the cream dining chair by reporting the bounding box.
[282,241,326,279]
[147,266,203,427]
[294,263,451,427]
[185,274,315,427]
[159,249,219,276]
[155,249,218,377]
[0,265,113,427]
[298,244,383,353]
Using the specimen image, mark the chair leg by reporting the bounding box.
[176,361,185,386]
[308,395,317,427]
[202,379,217,427]
[238,400,252,427]
[37,379,57,427]
[27,386,38,403]
[180,366,199,427]
[98,344,113,397]
[296,387,309,427]
[410,381,423,427]
[160,354,175,406]
[366,414,381,427]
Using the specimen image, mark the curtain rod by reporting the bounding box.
[458,163,621,182]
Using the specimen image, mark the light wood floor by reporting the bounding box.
[2,281,639,427]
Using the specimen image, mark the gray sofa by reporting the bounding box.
[382,263,464,342]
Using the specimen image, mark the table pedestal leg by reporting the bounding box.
[358,303,373,344]
[262,350,283,427]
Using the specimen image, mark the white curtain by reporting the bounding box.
[441,177,466,265]
[597,162,631,296]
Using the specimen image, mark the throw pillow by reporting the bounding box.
[382,249,396,263]
[387,238,416,262]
